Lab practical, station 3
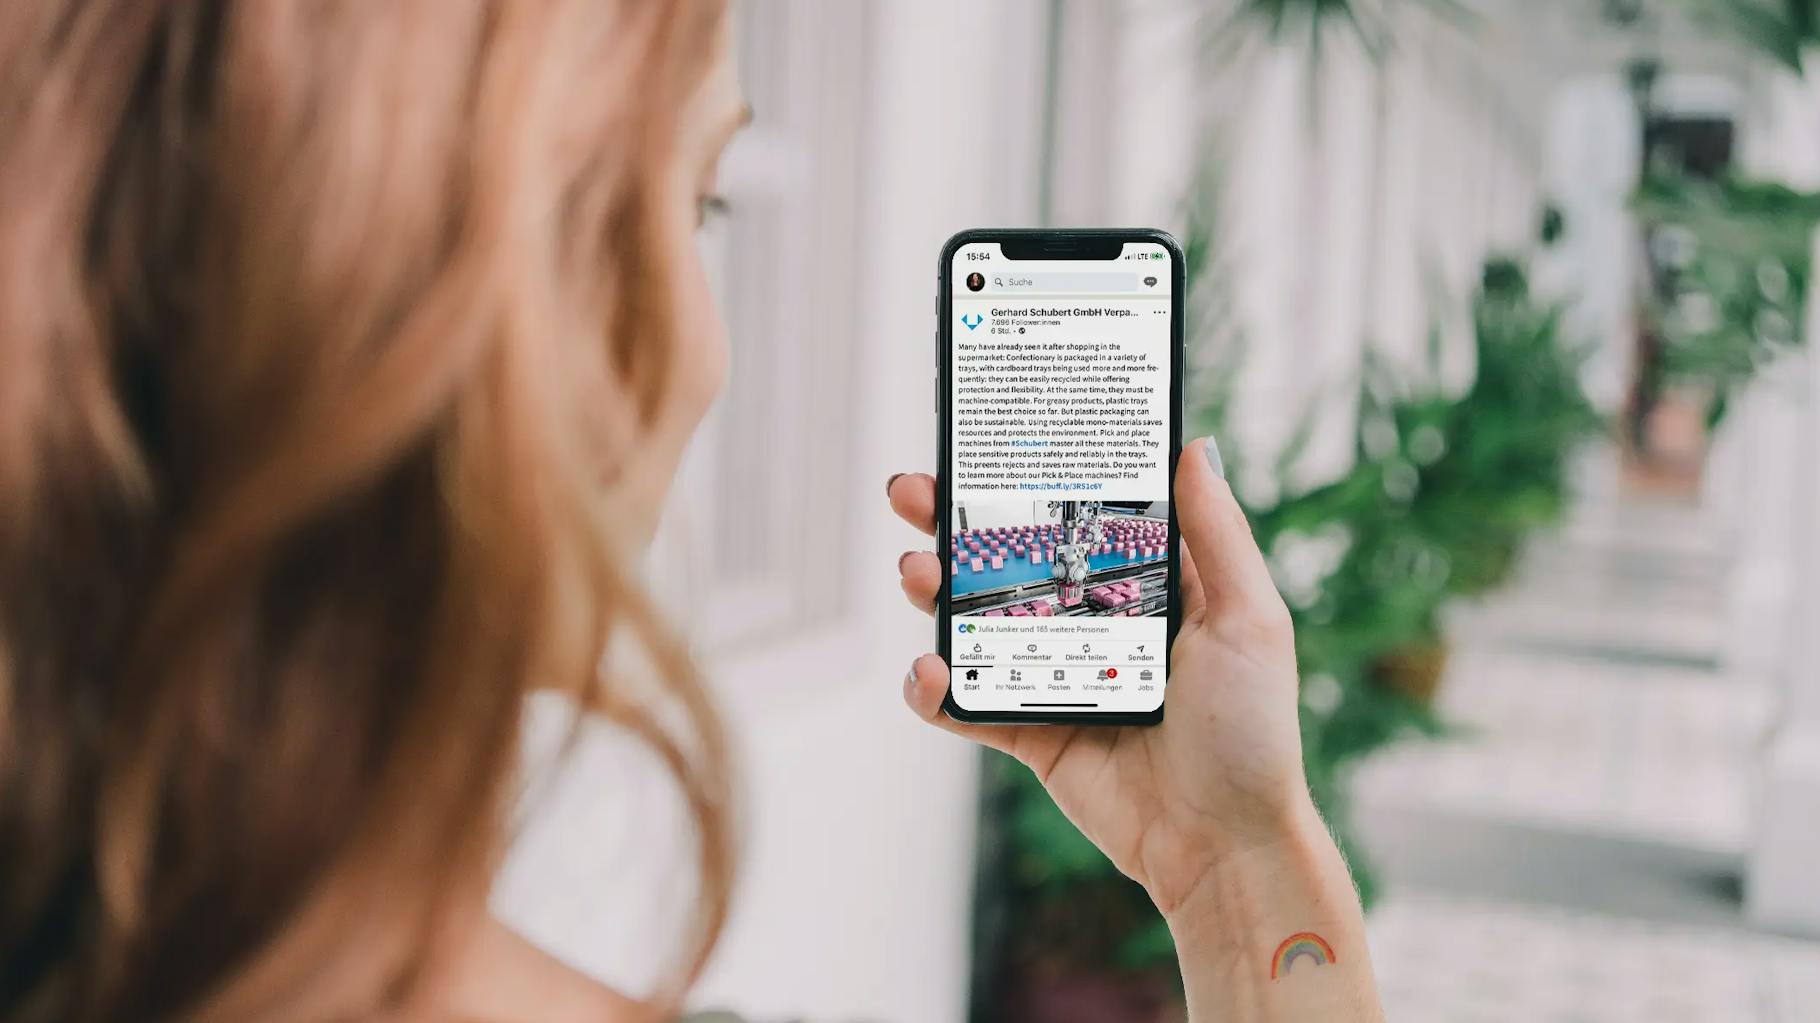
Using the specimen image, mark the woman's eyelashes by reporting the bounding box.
[696,193,730,228]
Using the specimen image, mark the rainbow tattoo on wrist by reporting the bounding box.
[1269,932,1337,980]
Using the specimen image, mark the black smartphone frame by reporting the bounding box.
[936,228,1185,727]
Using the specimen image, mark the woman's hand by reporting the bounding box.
[887,439,1312,917]
[892,440,1386,1019]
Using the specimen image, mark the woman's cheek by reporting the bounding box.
[674,249,730,419]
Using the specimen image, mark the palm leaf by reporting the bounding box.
[1198,0,1478,64]
[1672,0,1817,71]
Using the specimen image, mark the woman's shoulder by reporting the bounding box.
[449,916,649,1023]
[445,918,770,1023]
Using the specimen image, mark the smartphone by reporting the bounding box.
[936,228,1184,726]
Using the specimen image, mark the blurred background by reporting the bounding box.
[493,2,1820,1020]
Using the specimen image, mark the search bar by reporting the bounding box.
[990,271,1155,294]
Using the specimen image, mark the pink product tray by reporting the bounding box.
[1087,587,1128,609]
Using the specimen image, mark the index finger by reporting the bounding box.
[886,472,937,537]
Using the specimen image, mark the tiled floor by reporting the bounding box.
[1355,489,1820,1021]
[1447,501,1728,670]
[1355,646,1767,855]
[1369,896,1820,1023]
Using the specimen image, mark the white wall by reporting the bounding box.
[1535,73,1640,414]
[1735,55,1820,938]
[1106,2,1199,230]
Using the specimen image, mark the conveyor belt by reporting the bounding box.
[952,562,1170,617]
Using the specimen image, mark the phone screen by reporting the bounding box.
[939,233,1181,723]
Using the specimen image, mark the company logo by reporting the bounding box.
[961,313,983,331]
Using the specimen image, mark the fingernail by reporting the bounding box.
[897,550,914,574]
[885,472,906,498]
[1201,436,1225,480]
[904,663,918,695]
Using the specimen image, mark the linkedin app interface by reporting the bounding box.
[947,241,1173,714]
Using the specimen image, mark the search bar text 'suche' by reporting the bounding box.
[988,271,1154,294]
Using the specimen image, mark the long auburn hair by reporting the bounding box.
[0,1,733,1019]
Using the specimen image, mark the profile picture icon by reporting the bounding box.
[965,272,985,292]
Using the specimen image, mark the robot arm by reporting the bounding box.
[1048,501,1106,603]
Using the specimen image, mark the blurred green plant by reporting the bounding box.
[1251,259,1601,856]
[1673,0,1820,71]
[1632,172,1820,424]
[972,241,1603,1015]
[1540,203,1567,248]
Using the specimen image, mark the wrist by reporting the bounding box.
[1160,797,1347,945]
[1162,800,1387,1023]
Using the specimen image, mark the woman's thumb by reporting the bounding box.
[1175,437,1281,618]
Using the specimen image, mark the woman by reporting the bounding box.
[0,2,1382,1020]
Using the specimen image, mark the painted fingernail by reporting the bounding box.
[897,550,914,574]
[885,472,906,498]
[1201,436,1225,480]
